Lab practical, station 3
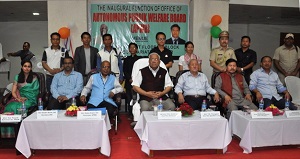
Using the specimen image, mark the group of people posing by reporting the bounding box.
[2,29,299,137]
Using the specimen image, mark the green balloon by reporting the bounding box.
[210,26,222,38]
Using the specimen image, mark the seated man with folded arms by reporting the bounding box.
[175,59,220,110]
[48,57,83,110]
[249,56,297,110]
[132,53,175,112]
[80,61,123,119]
[215,59,257,118]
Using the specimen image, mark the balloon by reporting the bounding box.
[210,26,222,38]
[58,27,70,39]
[211,15,222,26]
[67,22,75,29]
[202,22,211,29]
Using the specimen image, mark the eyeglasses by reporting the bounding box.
[150,58,159,61]
[157,38,166,41]
[102,66,111,68]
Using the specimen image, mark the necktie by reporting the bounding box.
[174,39,178,44]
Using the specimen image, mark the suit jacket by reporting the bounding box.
[165,37,186,45]
[74,45,99,75]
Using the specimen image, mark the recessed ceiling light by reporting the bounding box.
[33,13,40,16]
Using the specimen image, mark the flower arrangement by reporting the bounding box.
[265,104,284,116]
[65,105,79,116]
[176,103,194,116]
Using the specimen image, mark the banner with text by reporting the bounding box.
[89,3,189,57]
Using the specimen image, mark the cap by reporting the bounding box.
[285,33,294,39]
[219,31,229,38]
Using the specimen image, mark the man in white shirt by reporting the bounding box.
[80,61,123,119]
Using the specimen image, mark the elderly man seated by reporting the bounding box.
[215,58,257,118]
[175,59,220,110]
[132,53,175,112]
[80,61,123,119]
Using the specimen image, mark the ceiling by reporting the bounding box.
[0,1,47,22]
[229,4,300,25]
[0,2,300,26]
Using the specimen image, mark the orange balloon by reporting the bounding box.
[58,27,70,39]
[211,15,222,26]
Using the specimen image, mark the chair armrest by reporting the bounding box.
[2,92,12,105]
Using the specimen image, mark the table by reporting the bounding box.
[15,110,111,158]
[0,121,21,155]
[134,111,232,155]
[229,110,300,153]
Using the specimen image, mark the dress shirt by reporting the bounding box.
[81,73,123,96]
[174,71,216,96]
[249,68,286,100]
[235,48,257,74]
[131,66,173,88]
[51,70,83,99]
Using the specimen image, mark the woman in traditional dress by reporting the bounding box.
[1,60,39,138]
[178,41,202,71]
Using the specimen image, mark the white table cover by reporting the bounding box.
[134,111,232,155]
[15,110,111,158]
[229,110,300,153]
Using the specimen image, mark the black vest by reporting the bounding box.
[140,67,168,102]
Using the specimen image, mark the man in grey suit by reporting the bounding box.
[74,32,99,83]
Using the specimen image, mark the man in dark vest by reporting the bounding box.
[132,53,175,111]
[215,58,257,118]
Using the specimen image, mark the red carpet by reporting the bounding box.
[1,114,300,159]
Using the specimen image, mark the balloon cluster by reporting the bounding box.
[210,15,222,38]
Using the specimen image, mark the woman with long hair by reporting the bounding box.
[1,60,39,138]
[178,41,202,71]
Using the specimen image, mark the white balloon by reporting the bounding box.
[67,22,75,29]
[202,22,211,29]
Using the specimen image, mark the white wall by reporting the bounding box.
[0,21,48,88]
[229,23,300,70]
[190,0,229,83]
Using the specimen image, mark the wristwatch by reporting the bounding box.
[241,68,244,72]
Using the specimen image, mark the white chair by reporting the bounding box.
[131,58,168,121]
[285,76,300,106]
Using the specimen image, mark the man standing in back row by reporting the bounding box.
[74,32,99,83]
[273,33,300,85]
[235,36,257,85]
[149,32,173,71]
[42,32,69,92]
[210,31,236,87]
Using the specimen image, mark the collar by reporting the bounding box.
[171,37,178,41]
[100,73,110,79]
[104,47,113,53]
[282,45,295,50]
[149,66,159,72]
[259,67,274,74]
[187,71,201,77]
[62,70,75,76]
[50,46,61,50]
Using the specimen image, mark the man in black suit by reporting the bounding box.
[165,24,186,45]
[74,32,99,83]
